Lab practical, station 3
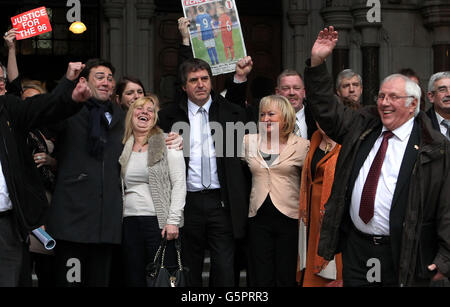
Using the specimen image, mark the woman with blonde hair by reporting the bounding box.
[241,95,310,286]
[119,95,186,286]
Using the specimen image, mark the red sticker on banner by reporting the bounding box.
[11,7,52,40]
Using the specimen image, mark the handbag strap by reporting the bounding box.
[175,238,183,271]
[155,237,184,271]
[153,237,168,269]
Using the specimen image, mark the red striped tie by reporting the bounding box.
[359,131,394,224]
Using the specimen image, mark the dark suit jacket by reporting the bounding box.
[158,92,250,239]
[426,107,442,132]
[47,100,125,244]
[0,78,80,235]
[344,121,420,277]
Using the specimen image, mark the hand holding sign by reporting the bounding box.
[3,29,18,49]
[11,7,52,40]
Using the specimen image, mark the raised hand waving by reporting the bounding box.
[311,26,338,67]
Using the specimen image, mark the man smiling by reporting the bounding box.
[158,58,249,287]
[305,26,450,287]
[47,59,126,287]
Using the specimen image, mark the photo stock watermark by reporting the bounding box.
[366,0,381,23]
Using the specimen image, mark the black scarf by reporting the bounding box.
[85,99,112,160]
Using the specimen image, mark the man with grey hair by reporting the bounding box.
[305,26,450,287]
[335,69,363,109]
[426,71,450,140]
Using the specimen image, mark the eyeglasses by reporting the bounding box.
[433,86,450,94]
[0,77,6,84]
[376,94,414,103]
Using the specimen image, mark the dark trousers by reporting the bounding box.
[183,190,235,287]
[342,225,397,287]
[30,253,56,287]
[0,211,28,287]
[121,216,177,287]
[247,197,299,287]
[54,240,116,287]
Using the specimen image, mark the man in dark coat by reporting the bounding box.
[306,26,450,287]
[47,59,126,287]
[0,62,91,287]
[426,71,450,140]
[158,57,250,286]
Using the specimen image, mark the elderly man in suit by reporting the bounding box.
[305,26,450,287]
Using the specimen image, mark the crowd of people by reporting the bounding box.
[0,19,449,288]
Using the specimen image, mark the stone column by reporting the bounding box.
[286,0,309,73]
[321,1,353,85]
[422,1,450,73]
[103,0,125,79]
[352,1,381,106]
[135,0,156,92]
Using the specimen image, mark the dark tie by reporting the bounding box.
[359,131,394,224]
[199,107,211,189]
[441,119,450,141]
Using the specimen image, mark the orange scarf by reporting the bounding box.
[298,130,341,274]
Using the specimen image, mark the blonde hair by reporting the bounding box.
[122,95,162,144]
[259,95,296,138]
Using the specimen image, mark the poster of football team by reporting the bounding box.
[182,0,247,76]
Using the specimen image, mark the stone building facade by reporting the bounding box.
[0,0,449,106]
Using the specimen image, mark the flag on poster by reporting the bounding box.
[11,7,52,40]
[182,0,247,76]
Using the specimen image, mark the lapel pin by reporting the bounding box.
[414,145,419,150]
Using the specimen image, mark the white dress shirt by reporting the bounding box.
[187,97,221,192]
[435,111,449,136]
[350,117,414,235]
[0,161,13,212]
[296,108,308,139]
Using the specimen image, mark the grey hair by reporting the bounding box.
[381,74,421,116]
[336,69,362,90]
[428,71,450,93]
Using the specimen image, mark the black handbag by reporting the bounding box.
[146,237,188,287]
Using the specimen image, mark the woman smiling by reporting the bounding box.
[119,95,186,286]
[242,95,310,286]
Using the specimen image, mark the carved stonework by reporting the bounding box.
[421,0,450,71]
[321,6,353,30]
[103,0,125,19]
[351,2,381,30]
[421,1,450,29]
[135,0,156,20]
[287,9,308,27]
